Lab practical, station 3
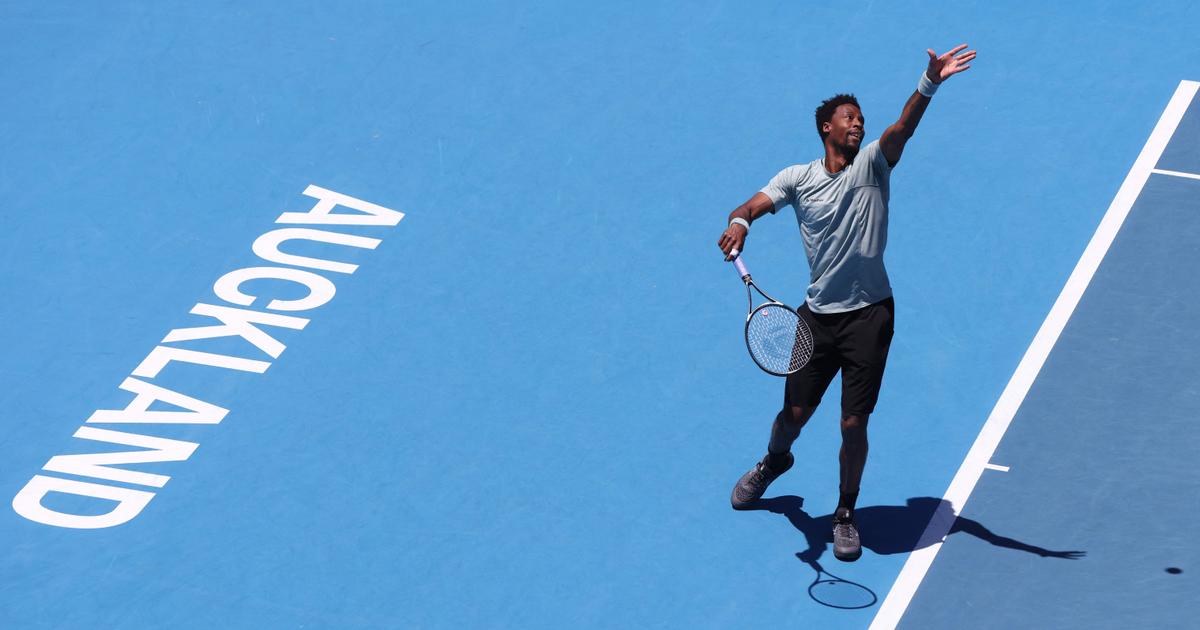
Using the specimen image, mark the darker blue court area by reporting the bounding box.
[900,98,1200,630]
[1157,100,1200,174]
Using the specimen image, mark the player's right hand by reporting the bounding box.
[718,224,747,260]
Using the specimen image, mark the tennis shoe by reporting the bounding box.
[832,507,862,562]
[730,452,793,510]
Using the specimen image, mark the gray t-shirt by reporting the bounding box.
[760,139,893,314]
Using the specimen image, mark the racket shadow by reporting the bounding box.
[752,495,1087,562]
[802,557,877,610]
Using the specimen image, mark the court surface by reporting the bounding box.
[2,2,1197,628]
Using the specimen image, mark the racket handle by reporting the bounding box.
[729,249,751,281]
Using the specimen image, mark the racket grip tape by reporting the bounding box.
[730,250,750,280]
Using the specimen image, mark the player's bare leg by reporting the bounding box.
[768,404,816,464]
[834,412,868,561]
[731,405,815,509]
[838,413,869,498]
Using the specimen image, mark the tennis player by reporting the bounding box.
[717,45,976,561]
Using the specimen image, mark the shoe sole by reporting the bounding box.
[730,498,757,511]
[833,547,862,562]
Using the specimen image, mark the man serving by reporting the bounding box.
[717,44,976,561]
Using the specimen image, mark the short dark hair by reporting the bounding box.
[815,94,860,140]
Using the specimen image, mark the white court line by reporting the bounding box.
[869,79,1200,630]
[982,464,1009,472]
[1151,168,1200,181]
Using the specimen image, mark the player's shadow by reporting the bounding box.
[749,496,1085,610]
[752,495,1087,565]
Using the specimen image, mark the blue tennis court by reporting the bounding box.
[1,2,1197,628]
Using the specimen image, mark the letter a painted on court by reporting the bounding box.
[87,377,229,424]
[275,185,405,226]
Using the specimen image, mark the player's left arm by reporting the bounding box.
[880,44,977,166]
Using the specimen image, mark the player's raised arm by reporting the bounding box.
[880,44,976,165]
[718,192,775,259]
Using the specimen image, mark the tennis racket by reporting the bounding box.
[728,249,814,376]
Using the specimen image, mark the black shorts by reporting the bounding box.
[786,297,895,416]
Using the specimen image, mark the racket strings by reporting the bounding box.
[746,304,814,375]
[790,322,814,371]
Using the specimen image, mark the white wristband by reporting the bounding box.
[917,72,939,98]
[729,217,750,232]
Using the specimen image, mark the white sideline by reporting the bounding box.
[869,79,1200,630]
